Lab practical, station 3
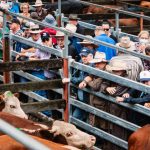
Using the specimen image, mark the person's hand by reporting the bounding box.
[144,103,150,108]
[106,87,116,95]
[122,93,130,98]
[116,97,125,102]
[21,49,26,53]
[79,81,87,89]
[62,78,70,84]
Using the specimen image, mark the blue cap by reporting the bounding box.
[80,48,92,56]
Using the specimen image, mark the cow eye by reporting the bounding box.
[10,105,16,109]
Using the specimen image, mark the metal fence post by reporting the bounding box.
[2,13,10,84]
[63,33,69,122]
[115,12,119,40]
[57,0,61,27]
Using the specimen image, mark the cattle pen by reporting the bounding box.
[0,0,150,149]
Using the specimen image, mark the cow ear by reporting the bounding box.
[0,95,4,101]
[14,93,20,98]
[66,131,73,137]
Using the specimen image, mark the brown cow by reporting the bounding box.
[0,112,96,149]
[0,135,81,150]
[128,124,150,150]
[140,1,150,8]
[83,5,123,14]
[108,18,139,26]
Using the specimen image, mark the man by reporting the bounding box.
[71,48,93,121]
[10,18,23,52]
[94,26,116,60]
[31,0,47,21]
[101,21,117,43]
[68,14,84,35]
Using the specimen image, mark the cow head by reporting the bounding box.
[49,120,96,149]
[0,91,28,119]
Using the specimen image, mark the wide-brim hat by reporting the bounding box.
[54,31,65,37]
[89,52,108,63]
[32,0,44,7]
[106,60,129,71]
[29,24,41,34]
[42,14,57,26]
[68,14,80,20]
[78,35,98,48]
[65,23,77,33]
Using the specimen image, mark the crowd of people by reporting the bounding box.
[0,0,150,149]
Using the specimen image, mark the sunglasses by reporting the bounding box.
[31,28,40,31]
[104,28,109,31]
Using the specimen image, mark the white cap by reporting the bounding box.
[140,71,150,81]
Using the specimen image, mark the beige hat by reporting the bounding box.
[89,52,107,63]
[65,23,77,33]
[29,25,41,34]
[32,0,44,7]
[78,35,98,48]
[116,36,136,51]
[55,31,65,37]
[106,60,129,71]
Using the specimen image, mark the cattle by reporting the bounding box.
[83,5,123,14]
[128,124,150,150]
[0,112,96,149]
[0,135,81,150]
[140,1,150,8]
[0,91,28,119]
[108,18,139,27]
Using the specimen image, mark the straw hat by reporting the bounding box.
[106,60,129,71]
[89,52,107,63]
[68,14,80,20]
[65,23,77,33]
[29,25,41,34]
[116,36,136,51]
[55,31,65,37]
[78,35,98,48]
[32,0,44,7]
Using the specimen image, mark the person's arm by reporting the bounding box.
[116,94,150,104]
[78,76,93,89]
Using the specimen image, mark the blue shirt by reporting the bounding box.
[95,34,116,60]
[9,3,19,13]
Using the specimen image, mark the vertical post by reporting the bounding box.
[57,0,61,27]
[140,12,144,31]
[3,13,10,84]
[63,33,69,122]
[115,12,119,40]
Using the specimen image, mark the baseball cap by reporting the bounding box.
[41,32,50,42]
[140,71,150,82]
[80,48,92,57]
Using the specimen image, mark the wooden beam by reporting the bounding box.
[0,59,63,72]
[0,79,63,93]
[21,99,66,113]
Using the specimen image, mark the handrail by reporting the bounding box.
[0,119,50,150]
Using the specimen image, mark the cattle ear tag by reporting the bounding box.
[6,92,13,97]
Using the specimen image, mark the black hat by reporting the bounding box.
[41,32,50,41]
[11,18,21,25]
[79,48,92,56]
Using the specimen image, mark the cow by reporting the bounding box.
[0,112,96,149]
[82,5,123,14]
[140,1,150,8]
[0,91,28,119]
[108,18,139,27]
[0,135,81,150]
[128,124,150,150]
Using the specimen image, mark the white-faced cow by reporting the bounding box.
[0,91,28,119]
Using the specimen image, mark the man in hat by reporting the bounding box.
[54,30,78,60]
[68,14,85,35]
[10,18,23,52]
[31,0,47,21]
[71,48,93,121]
